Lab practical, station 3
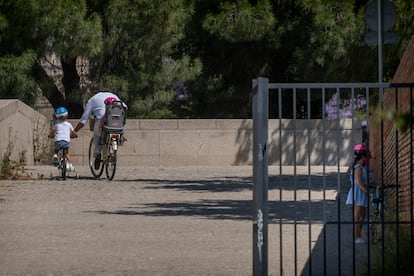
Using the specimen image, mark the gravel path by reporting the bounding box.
[0,166,367,275]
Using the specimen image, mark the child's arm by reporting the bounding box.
[70,130,78,138]
[355,167,368,193]
[48,129,55,138]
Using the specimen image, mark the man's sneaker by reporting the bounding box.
[68,163,75,172]
[120,136,127,145]
[52,154,59,166]
[94,153,101,170]
[354,237,367,244]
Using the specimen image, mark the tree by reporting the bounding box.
[181,0,411,118]
[181,0,277,118]
[0,0,102,117]
[0,0,413,119]
[89,0,202,118]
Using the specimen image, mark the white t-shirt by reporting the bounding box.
[53,120,74,142]
[79,92,123,124]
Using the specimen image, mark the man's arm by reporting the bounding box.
[76,97,94,131]
[74,122,85,132]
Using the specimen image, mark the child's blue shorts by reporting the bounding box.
[55,140,70,150]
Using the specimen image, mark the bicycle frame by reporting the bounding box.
[103,133,120,159]
[54,148,79,180]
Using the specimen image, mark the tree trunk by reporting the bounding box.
[31,61,65,109]
[61,57,84,118]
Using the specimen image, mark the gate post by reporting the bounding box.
[252,77,269,276]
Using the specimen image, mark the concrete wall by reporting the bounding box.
[0,100,360,167]
[69,118,360,167]
[0,100,49,166]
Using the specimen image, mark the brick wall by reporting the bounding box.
[370,34,414,222]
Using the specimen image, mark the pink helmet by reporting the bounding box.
[354,144,368,159]
[104,97,117,105]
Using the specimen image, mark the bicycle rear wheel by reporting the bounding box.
[370,203,383,242]
[105,141,117,180]
[89,137,104,179]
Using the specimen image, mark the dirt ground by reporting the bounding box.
[0,166,367,275]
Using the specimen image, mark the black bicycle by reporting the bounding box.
[369,184,399,242]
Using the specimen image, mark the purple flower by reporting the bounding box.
[173,82,188,100]
[325,93,366,119]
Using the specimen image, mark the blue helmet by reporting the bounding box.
[55,106,68,118]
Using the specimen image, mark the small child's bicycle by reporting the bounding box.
[52,148,80,180]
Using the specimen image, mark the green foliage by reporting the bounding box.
[0,12,7,31]
[203,0,275,42]
[0,128,16,178]
[288,0,371,82]
[0,0,103,110]
[0,52,37,104]
[0,0,413,120]
[386,107,414,133]
[91,0,202,118]
[371,220,414,275]
[39,0,103,59]
[382,0,414,82]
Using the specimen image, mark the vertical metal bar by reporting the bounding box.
[278,87,284,275]
[380,85,385,275]
[394,87,400,275]
[378,82,385,275]
[411,86,414,269]
[377,0,383,84]
[293,88,298,276]
[365,86,370,146]
[307,88,312,275]
[252,77,269,276]
[335,88,343,276]
[350,87,357,276]
[351,88,355,145]
[366,87,372,276]
[322,88,327,276]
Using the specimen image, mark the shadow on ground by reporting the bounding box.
[86,171,367,275]
[86,173,341,223]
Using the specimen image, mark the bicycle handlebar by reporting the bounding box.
[369,184,400,189]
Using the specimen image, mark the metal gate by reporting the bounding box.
[252,77,414,275]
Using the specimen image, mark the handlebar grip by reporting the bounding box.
[369,184,400,189]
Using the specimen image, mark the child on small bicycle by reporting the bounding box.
[48,107,78,171]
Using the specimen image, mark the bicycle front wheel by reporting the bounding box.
[89,137,104,179]
[105,145,117,181]
[61,157,67,180]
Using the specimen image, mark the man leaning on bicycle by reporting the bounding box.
[74,84,127,168]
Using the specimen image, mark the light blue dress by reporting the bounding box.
[346,163,368,207]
